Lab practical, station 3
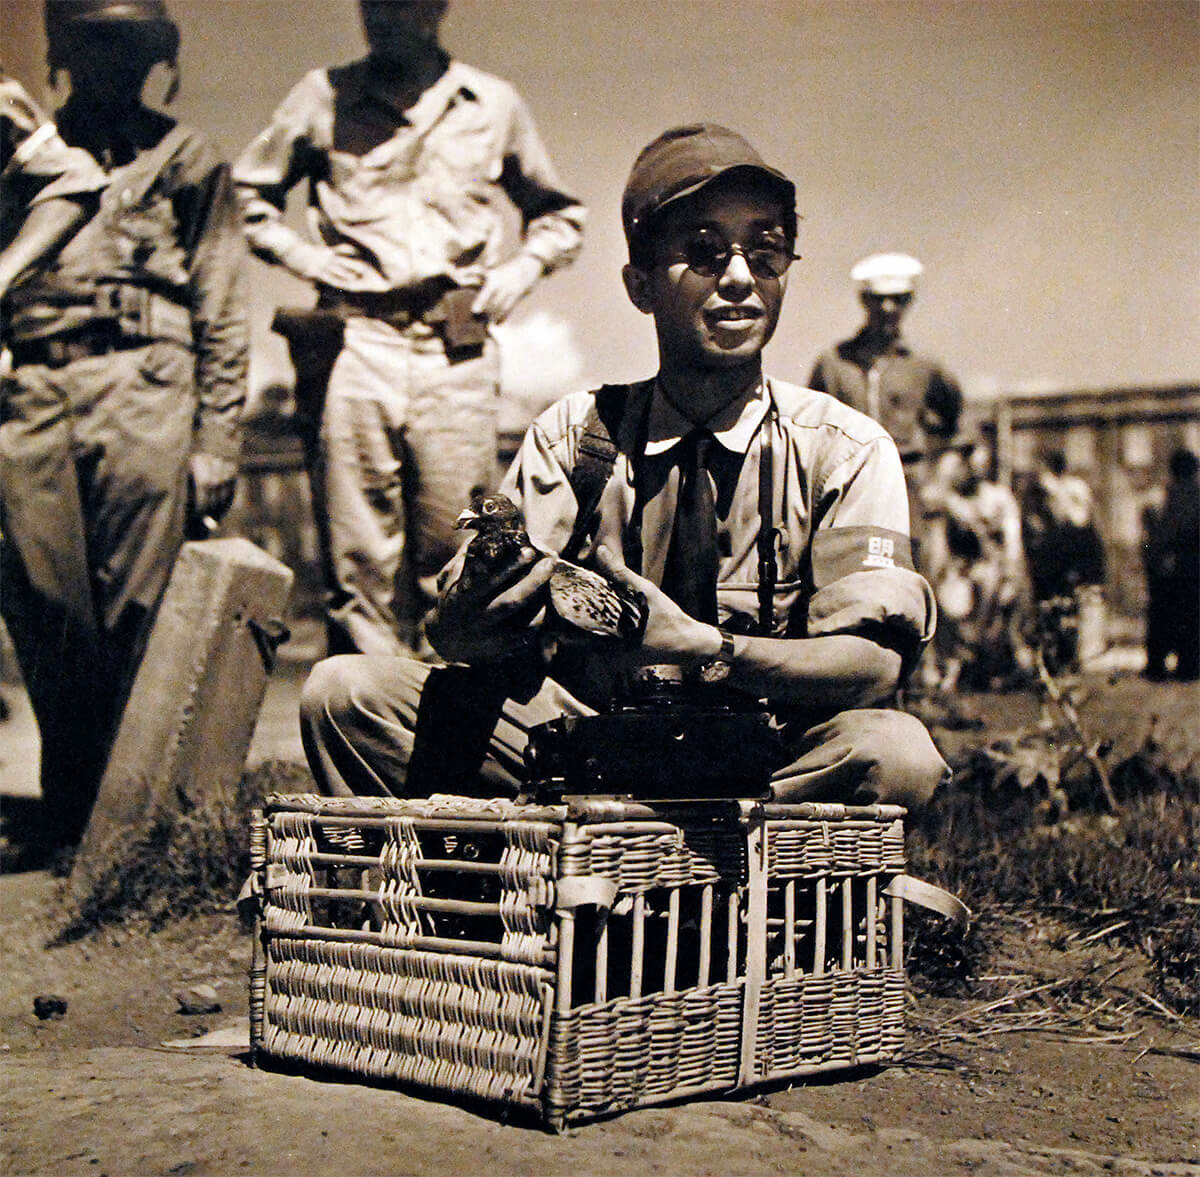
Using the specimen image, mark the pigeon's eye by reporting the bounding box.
[482,501,497,514]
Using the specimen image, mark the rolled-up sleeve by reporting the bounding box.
[498,95,585,275]
[1,74,105,207]
[232,71,328,276]
[806,436,937,657]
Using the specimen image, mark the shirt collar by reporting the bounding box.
[847,328,911,359]
[413,58,478,114]
[643,378,771,457]
[343,55,477,116]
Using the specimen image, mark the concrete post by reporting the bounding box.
[70,538,294,904]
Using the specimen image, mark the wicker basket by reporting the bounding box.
[249,794,910,1129]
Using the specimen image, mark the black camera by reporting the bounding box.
[524,665,783,802]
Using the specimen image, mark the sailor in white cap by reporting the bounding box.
[809,251,963,549]
[851,251,925,296]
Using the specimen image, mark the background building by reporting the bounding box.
[996,383,1200,617]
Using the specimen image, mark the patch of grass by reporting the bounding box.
[906,736,1200,1014]
[57,760,312,940]
[51,713,1200,1020]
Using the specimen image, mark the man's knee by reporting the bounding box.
[299,654,431,797]
[299,654,362,735]
[299,654,427,736]
[847,708,948,809]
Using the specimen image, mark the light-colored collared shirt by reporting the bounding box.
[233,57,585,294]
[477,376,936,706]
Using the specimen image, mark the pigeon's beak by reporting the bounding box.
[454,507,480,529]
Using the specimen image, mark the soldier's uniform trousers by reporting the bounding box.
[0,341,193,844]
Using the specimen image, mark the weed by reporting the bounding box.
[907,736,1200,1014]
[56,760,311,940]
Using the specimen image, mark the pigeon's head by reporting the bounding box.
[455,491,522,533]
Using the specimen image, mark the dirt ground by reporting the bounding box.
[2,671,1199,1177]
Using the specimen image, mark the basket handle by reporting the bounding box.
[884,874,971,929]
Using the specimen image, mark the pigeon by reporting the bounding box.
[454,491,529,586]
[455,492,645,641]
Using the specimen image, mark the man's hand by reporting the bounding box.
[188,453,239,526]
[427,545,555,664]
[471,254,543,323]
[592,545,720,667]
[301,244,391,293]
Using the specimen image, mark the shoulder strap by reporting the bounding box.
[562,383,627,562]
[756,395,780,635]
[101,122,193,210]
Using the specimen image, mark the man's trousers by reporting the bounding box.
[0,342,193,845]
[315,317,500,656]
[301,654,949,810]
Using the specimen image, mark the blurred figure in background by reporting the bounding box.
[1141,447,1199,682]
[234,0,586,657]
[1023,451,1105,601]
[0,0,247,856]
[920,429,1031,693]
[1020,450,1106,673]
[809,252,962,554]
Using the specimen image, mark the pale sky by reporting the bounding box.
[4,0,1197,411]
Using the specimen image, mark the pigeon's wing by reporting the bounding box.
[548,561,644,639]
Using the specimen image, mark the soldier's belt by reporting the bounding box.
[10,322,139,368]
[320,275,453,323]
[8,284,193,354]
[94,284,192,344]
[317,280,490,351]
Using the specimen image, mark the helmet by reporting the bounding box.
[45,1,180,89]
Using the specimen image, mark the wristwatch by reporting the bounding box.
[698,629,736,685]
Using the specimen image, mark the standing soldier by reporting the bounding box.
[0,0,248,858]
[234,0,586,657]
[809,252,962,552]
[0,68,106,727]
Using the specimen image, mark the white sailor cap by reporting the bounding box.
[850,252,924,296]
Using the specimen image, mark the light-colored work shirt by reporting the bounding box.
[233,56,585,293]
[462,377,936,708]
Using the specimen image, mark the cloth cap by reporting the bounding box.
[622,123,796,251]
[851,252,924,296]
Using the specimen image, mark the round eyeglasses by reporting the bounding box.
[667,228,800,280]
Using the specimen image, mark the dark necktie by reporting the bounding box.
[661,430,719,623]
